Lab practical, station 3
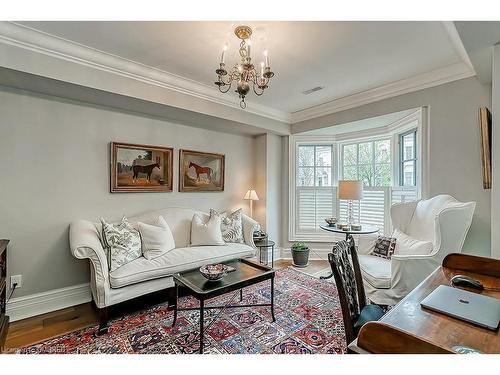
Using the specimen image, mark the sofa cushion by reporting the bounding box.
[358,254,391,289]
[138,216,176,260]
[100,217,142,272]
[190,212,225,246]
[109,243,254,288]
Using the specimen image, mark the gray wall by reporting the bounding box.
[491,44,500,259]
[252,133,283,246]
[288,77,492,256]
[0,88,255,297]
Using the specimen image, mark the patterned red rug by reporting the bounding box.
[18,267,346,354]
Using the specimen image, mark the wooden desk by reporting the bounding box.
[349,253,500,354]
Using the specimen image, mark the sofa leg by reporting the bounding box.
[97,307,109,335]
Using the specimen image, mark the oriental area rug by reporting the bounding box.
[18,267,346,354]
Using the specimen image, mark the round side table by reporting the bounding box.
[254,239,275,268]
[319,224,379,280]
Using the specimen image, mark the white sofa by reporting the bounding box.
[357,195,476,306]
[69,207,258,333]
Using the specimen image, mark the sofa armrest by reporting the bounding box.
[241,214,258,249]
[69,220,110,306]
[390,254,440,301]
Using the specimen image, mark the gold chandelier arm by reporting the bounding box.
[218,81,233,93]
[253,83,265,96]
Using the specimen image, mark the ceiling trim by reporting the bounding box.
[0,22,291,123]
[290,61,475,124]
[0,22,476,125]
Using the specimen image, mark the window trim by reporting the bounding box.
[399,129,418,187]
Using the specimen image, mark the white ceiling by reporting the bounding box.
[18,21,470,116]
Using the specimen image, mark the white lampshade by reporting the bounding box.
[338,180,363,200]
[243,189,259,201]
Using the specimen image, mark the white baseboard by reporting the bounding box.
[6,283,92,322]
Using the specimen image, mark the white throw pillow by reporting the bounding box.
[393,228,433,256]
[138,216,176,260]
[190,212,225,246]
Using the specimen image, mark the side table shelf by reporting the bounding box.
[254,239,275,268]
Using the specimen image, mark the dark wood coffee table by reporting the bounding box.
[171,258,276,354]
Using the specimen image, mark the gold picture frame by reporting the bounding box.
[479,107,492,189]
[111,142,173,193]
[179,149,225,192]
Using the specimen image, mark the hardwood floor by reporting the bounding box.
[4,259,329,351]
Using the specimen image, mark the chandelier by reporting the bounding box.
[215,25,274,109]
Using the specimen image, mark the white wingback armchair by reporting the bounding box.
[357,194,476,306]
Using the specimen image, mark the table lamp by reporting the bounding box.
[338,180,363,225]
[243,189,259,218]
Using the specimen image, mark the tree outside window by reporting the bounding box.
[342,139,391,187]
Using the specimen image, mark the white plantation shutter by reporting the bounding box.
[296,187,336,234]
[339,187,390,234]
[391,187,418,204]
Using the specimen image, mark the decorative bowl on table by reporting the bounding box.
[324,217,338,226]
[199,263,230,281]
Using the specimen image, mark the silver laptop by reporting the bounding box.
[420,285,500,331]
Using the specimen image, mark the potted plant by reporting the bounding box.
[291,241,310,268]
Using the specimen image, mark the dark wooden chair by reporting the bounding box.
[328,235,385,347]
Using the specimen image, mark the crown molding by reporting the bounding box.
[290,62,475,124]
[0,22,291,123]
[0,22,475,126]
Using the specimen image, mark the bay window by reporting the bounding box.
[289,109,424,241]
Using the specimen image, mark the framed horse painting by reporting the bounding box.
[111,142,173,192]
[179,149,225,192]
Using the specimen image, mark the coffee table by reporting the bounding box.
[171,258,276,354]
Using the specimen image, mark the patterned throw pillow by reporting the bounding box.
[210,208,244,244]
[372,236,397,259]
[100,217,142,272]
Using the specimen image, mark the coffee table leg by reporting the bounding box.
[199,299,204,354]
[240,288,243,302]
[172,284,178,326]
[270,277,276,322]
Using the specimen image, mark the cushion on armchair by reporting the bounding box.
[372,236,397,259]
[393,228,433,256]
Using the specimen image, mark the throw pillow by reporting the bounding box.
[138,216,176,260]
[210,208,244,243]
[393,228,433,256]
[100,216,142,272]
[372,236,397,259]
[190,212,225,246]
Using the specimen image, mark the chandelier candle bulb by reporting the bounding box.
[264,50,269,67]
[247,39,251,57]
[221,45,227,64]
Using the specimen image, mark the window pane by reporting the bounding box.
[297,167,314,186]
[343,144,357,166]
[358,164,373,186]
[375,139,390,163]
[298,146,314,166]
[343,165,358,180]
[402,161,415,186]
[374,163,391,186]
[315,167,332,187]
[402,132,415,160]
[315,146,332,166]
[359,142,373,164]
